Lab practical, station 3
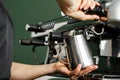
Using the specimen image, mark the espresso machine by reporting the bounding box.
[20,0,120,80]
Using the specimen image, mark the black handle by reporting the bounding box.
[85,6,107,17]
[20,39,47,46]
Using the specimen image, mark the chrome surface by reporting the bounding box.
[108,0,120,26]
[100,39,112,57]
[66,34,94,68]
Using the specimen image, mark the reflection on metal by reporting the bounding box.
[65,34,94,69]
[108,0,120,26]
[100,39,112,57]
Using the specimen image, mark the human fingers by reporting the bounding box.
[90,0,96,9]
[79,14,100,20]
[70,64,82,80]
[79,65,98,77]
[95,1,100,6]
[80,0,97,10]
[100,17,108,21]
[90,1,100,9]
[66,10,100,20]
[71,65,98,80]
[84,0,93,10]
[70,64,82,76]
[70,65,98,80]
[80,0,88,9]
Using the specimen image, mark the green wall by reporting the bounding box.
[4,0,61,64]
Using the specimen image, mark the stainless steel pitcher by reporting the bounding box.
[65,34,94,69]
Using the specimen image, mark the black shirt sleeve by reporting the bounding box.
[0,1,14,79]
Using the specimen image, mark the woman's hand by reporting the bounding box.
[56,0,100,20]
[54,60,98,80]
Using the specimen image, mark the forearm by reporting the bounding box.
[10,62,56,80]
